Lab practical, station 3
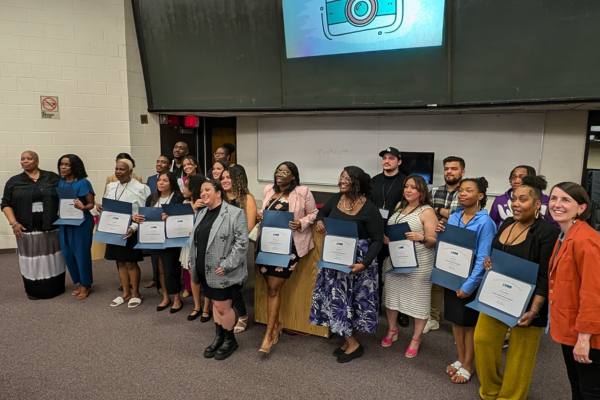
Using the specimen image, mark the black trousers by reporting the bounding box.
[232,288,247,317]
[152,248,182,295]
[562,345,600,400]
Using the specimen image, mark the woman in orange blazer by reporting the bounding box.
[548,182,600,400]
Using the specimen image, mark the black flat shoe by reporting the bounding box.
[187,309,201,321]
[200,311,212,323]
[170,304,183,314]
[337,345,364,363]
[332,347,345,357]
[156,301,171,312]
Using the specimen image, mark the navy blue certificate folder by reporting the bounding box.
[467,249,538,327]
[134,207,165,250]
[431,224,477,291]
[53,186,85,226]
[385,222,418,273]
[255,210,294,268]
[93,198,132,246]
[162,203,194,248]
[162,203,193,216]
[317,218,358,273]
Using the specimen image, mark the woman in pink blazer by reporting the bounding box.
[257,161,318,354]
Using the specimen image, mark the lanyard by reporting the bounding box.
[458,210,476,228]
[393,205,421,224]
[382,174,399,208]
[114,182,129,200]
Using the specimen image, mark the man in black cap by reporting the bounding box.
[370,147,409,325]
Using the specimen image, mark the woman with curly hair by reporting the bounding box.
[57,154,96,300]
[310,166,383,363]
[220,165,257,333]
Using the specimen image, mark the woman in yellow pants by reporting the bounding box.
[474,176,558,399]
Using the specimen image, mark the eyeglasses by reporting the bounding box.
[275,170,291,177]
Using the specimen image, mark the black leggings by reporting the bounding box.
[562,345,600,400]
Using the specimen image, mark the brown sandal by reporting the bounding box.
[76,287,91,300]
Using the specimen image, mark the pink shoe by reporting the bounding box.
[404,337,421,358]
[381,327,399,348]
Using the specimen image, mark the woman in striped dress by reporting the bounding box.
[381,175,438,358]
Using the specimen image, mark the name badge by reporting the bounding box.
[379,208,389,219]
[32,202,44,213]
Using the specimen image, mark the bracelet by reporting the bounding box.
[9,221,18,227]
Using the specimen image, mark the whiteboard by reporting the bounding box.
[257,113,545,194]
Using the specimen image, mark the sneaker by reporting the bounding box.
[423,319,440,334]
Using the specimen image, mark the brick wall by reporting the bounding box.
[0,0,159,249]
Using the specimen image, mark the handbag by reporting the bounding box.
[248,222,260,242]
[249,192,285,242]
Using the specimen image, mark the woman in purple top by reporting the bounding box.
[489,165,553,228]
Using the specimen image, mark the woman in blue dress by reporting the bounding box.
[310,166,383,363]
[57,154,95,300]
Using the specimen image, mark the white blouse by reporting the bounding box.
[103,178,150,230]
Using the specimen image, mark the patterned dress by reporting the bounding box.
[383,205,435,320]
[309,195,383,338]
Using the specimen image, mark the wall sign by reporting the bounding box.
[40,96,60,119]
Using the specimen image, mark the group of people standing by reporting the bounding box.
[2,144,599,399]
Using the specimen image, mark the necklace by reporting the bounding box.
[27,171,40,182]
[502,221,533,247]
[339,195,361,211]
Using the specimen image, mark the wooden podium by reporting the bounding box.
[253,230,329,338]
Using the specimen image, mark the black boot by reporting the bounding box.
[204,323,224,358]
[215,328,238,360]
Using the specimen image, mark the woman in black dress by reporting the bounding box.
[2,150,64,299]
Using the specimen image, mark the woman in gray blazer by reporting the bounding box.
[188,179,248,361]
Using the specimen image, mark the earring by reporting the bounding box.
[535,209,540,219]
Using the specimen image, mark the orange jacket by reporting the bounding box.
[548,220,600,349]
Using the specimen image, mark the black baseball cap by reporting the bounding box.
[379,147,401,159]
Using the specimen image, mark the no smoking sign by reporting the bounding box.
[40,96,60,119]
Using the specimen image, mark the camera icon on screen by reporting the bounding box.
[322,0,403,38]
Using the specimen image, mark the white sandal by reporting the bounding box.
[127,297,143,308]
[234,316,248,334]
[451,367,472,384]
[110,296,126,307]
[446,360,462,376]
